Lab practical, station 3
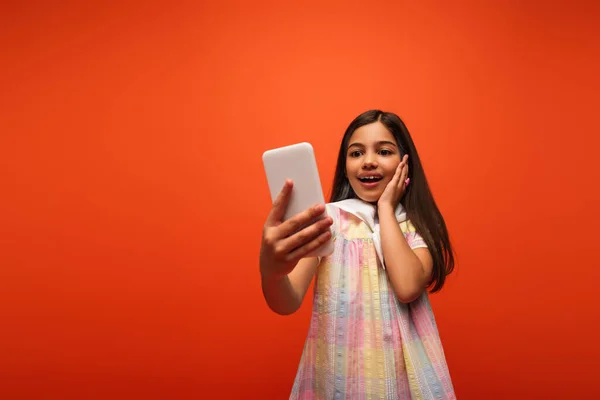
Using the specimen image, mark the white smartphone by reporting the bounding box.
[262,142,334,258]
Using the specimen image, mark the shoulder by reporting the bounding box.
[400,219,428,249]
[326,199,370,221]
[324,202,362,232]
[325,203,341,236]
[398,219,418,234]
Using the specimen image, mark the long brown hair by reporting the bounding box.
[330,110,454,292]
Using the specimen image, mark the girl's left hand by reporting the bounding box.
[378,155,409,210]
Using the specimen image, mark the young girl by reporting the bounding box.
[259,110,456,399]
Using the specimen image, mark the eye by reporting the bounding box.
[349,150,362,158]
[379,149,393,156]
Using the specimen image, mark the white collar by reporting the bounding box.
[329,199,407,269]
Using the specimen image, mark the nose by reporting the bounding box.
[362,154,378,169]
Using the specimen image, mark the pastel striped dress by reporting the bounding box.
[290,201,456,400]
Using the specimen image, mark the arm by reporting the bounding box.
[378,206,433,303]
[259,179,333,316]
[261,257,319,315]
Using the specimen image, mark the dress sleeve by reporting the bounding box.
[399,220,428,250]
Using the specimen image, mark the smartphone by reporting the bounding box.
[262,142,334,258]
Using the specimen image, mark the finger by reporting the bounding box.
[286,229,333,263]
[398,163,409,189]
[400,155,410,188]
[390,161,403,185]
[281,216,333,252]
[277,203,327,239]
[398,161,408,185]
[265,179,293,226]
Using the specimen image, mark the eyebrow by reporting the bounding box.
[348,140,398,149]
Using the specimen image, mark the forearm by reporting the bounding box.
[260,257,319,315]
[261,274,302,315]
[378,206,428,303]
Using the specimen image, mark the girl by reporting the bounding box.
[259,110,456,399]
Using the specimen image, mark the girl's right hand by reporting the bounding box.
[259,180,333,281]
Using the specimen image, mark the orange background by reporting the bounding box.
[1,1,599,399]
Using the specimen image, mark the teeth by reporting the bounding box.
[361,176,380,180]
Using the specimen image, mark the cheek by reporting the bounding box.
[386,159,401,173]
[345,159,358,175]
[380,175,394,187]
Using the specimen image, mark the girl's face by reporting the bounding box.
[345,121,402,203]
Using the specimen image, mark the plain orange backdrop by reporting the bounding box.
[1,1,599,399]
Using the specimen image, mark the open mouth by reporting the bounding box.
[358,176,383,183]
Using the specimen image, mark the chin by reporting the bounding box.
[354,192,381,204]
